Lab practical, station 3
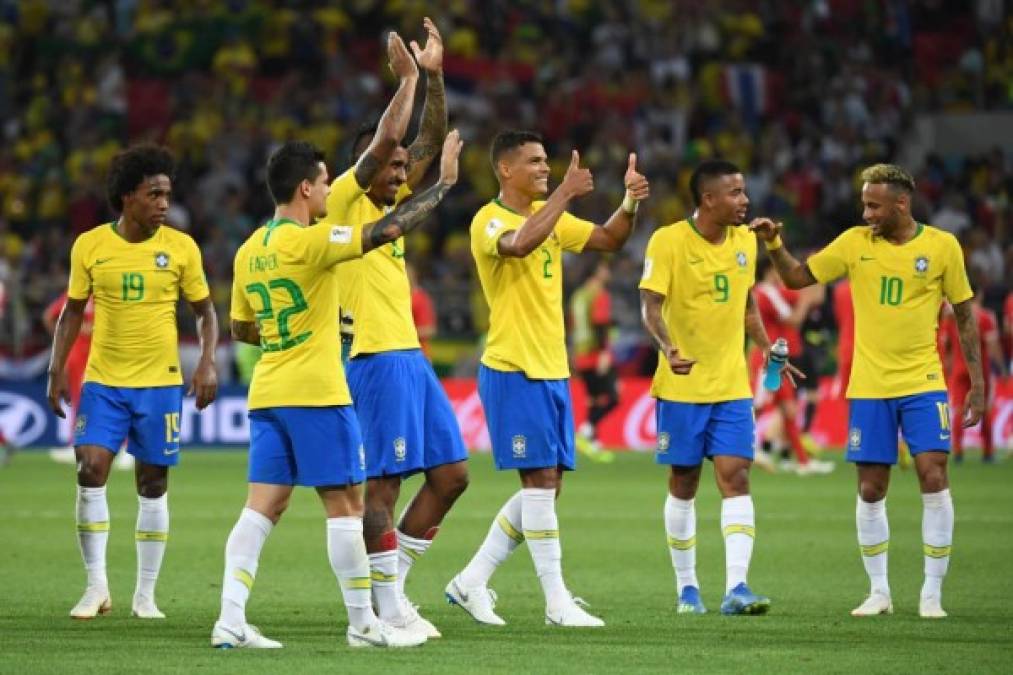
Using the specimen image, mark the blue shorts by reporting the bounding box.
[478,365,575,471]
[655,399,755,466]
[347,349,468,479]
[75,382,184,466]
[846,392,950,465]
[248,406,365,487]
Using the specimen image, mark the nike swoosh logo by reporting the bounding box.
[688,258,703,265]
[95,257,113,265]
[163,448,180,456]
[219,625,246,643]
[454,580,469,602]
[940,435,950,440]
[859,256,876,261]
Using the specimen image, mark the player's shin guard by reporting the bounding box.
[76,485,110,589]
[459,490,524,588]
[327,517,377,631]
[522,488,569,612]
[921,489,953,600]
[856,496,890,596]
[369,531,400,621]
[720,496,755,593]
[135,493,169,602]
[219,508,272,628]
[664,494,698,593]
[396,528,435,596]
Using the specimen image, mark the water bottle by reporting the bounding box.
[763,338,789,391]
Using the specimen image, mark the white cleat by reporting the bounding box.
[445,575,506,626]
[70,586,111,619]
[211,622,283,649]
[752,450,776,474]
[546,596,605,627]
[347,620,426,648]
[131,595,165,619]
[796,459,835,476]
[391,596,441,639]
[49,447,77,464]
[919,596,947,619]
[851,592,894,617]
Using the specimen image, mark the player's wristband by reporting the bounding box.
[621,191,639,215]
[764,236,783,251]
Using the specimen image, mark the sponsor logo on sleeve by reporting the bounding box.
[330,226,353,244]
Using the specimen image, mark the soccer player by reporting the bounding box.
[332,17,467,639]
[46,144,219,620]
[640,159,782,616]
[570,257,618,463]
[446,130,649,627]
[211,132,464,648]
[751,163,985,619]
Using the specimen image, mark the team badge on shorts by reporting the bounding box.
[512,435,527,459]
[74,415,87,436]
[914,255,929,276]
[393,437,407,462]
[658,432,670,452]
[849,427,862,449]
[155,252,170,268]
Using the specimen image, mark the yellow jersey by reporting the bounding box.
[807,223,972,398]
[470,198,594,379]
[639,219,756,402]
[329,168,417,357]
[230,218,363,409]
[67,223,209,387]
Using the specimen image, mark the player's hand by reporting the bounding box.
[665,346,696,375]
[438,129,463,186]
[410,17,443,73]
[561,150,594,199]
[762,348,807,388]
[189,360,218,410]
[748,217,782,242]
[962,384,985,428]
[46,370,70,418]
[624,153,649,202]
[387,32,418,80]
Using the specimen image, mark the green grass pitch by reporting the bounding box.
[2,450,1011,673]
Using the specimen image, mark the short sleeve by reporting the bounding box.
[942,235,973,305]
[806,230,853,284]
[305,220,364,269]
[475,214,519,258]
[638,229,672,296]
[556,211,595,253]
[325,168,367,225]
[230,259,254,323]
[67,236,91,300]
[181,237,211,302]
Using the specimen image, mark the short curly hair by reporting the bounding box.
[106,144,176,212]
[860,163,915,194]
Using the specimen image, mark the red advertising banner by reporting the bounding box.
[442,376,1013,452]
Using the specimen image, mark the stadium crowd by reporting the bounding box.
[0,0,1009,379]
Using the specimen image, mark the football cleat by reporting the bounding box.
[545,596,604,627]
[131,595,165,619]
[70,586,111,619]
[211,621,283,649]
[392,596,441,639]
[347,620,426,648]
[850,592,893,617]
[445,575,506,626]
[795,459,835,476]
[919,596,947,619]
[720,583,771,615]
[677,585,707,614]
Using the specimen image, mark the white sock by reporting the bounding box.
[921,489,953,600]
[856,496,890,596]
[396,529,433,596]
[76,485,109,589]
[327,517,377,631]
[219,508,272,628]
[134,493,169,602]
[459,490,524,588]
[721,495,755,593]
[664,494,698,593]
[522,487,569,612]
[368,549,400,621]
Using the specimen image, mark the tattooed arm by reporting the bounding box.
[405,18,447,189]
[640,289,696,375]
[952,299,985,427]
[361,130,463,253]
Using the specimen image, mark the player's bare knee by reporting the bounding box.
[918,466,948,493]
[75,452,110,487]
[669,467,700,500]
[716,469,750,498]
[858,481,887,503]
[431,464,469,502]
[136,478,167,499]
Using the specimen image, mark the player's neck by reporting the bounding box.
[273,205,309,228]
[881,216,918,245]
[496,188,533,216]
[114,215,158,243]
[690,210,727,244]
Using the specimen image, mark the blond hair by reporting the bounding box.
[861,163,915,194]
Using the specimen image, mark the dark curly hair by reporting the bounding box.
[106,144,175,212]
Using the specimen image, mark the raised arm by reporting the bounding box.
[354,33,419,189]
[584,153,650,252]
[749,218,818,289]
[640,289,696,375]
[405,17,447,189]
[46,298,87,417]
[497,150,594,258]
[188,296,219,410]
[951,299,986,427]
[361,130,462,253]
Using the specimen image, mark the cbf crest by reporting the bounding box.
[914,255,929,276]
[74,414,87,436]
[154,251,170,269]
[735,251,748,268]
[512,435,527,459]
[848,427,862,449]
[658,432,670,453]
[393,437,407,462]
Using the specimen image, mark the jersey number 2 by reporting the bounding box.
[245,278,312,352]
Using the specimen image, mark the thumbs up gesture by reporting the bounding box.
[560,149,594,199]
[624,152,650,203]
